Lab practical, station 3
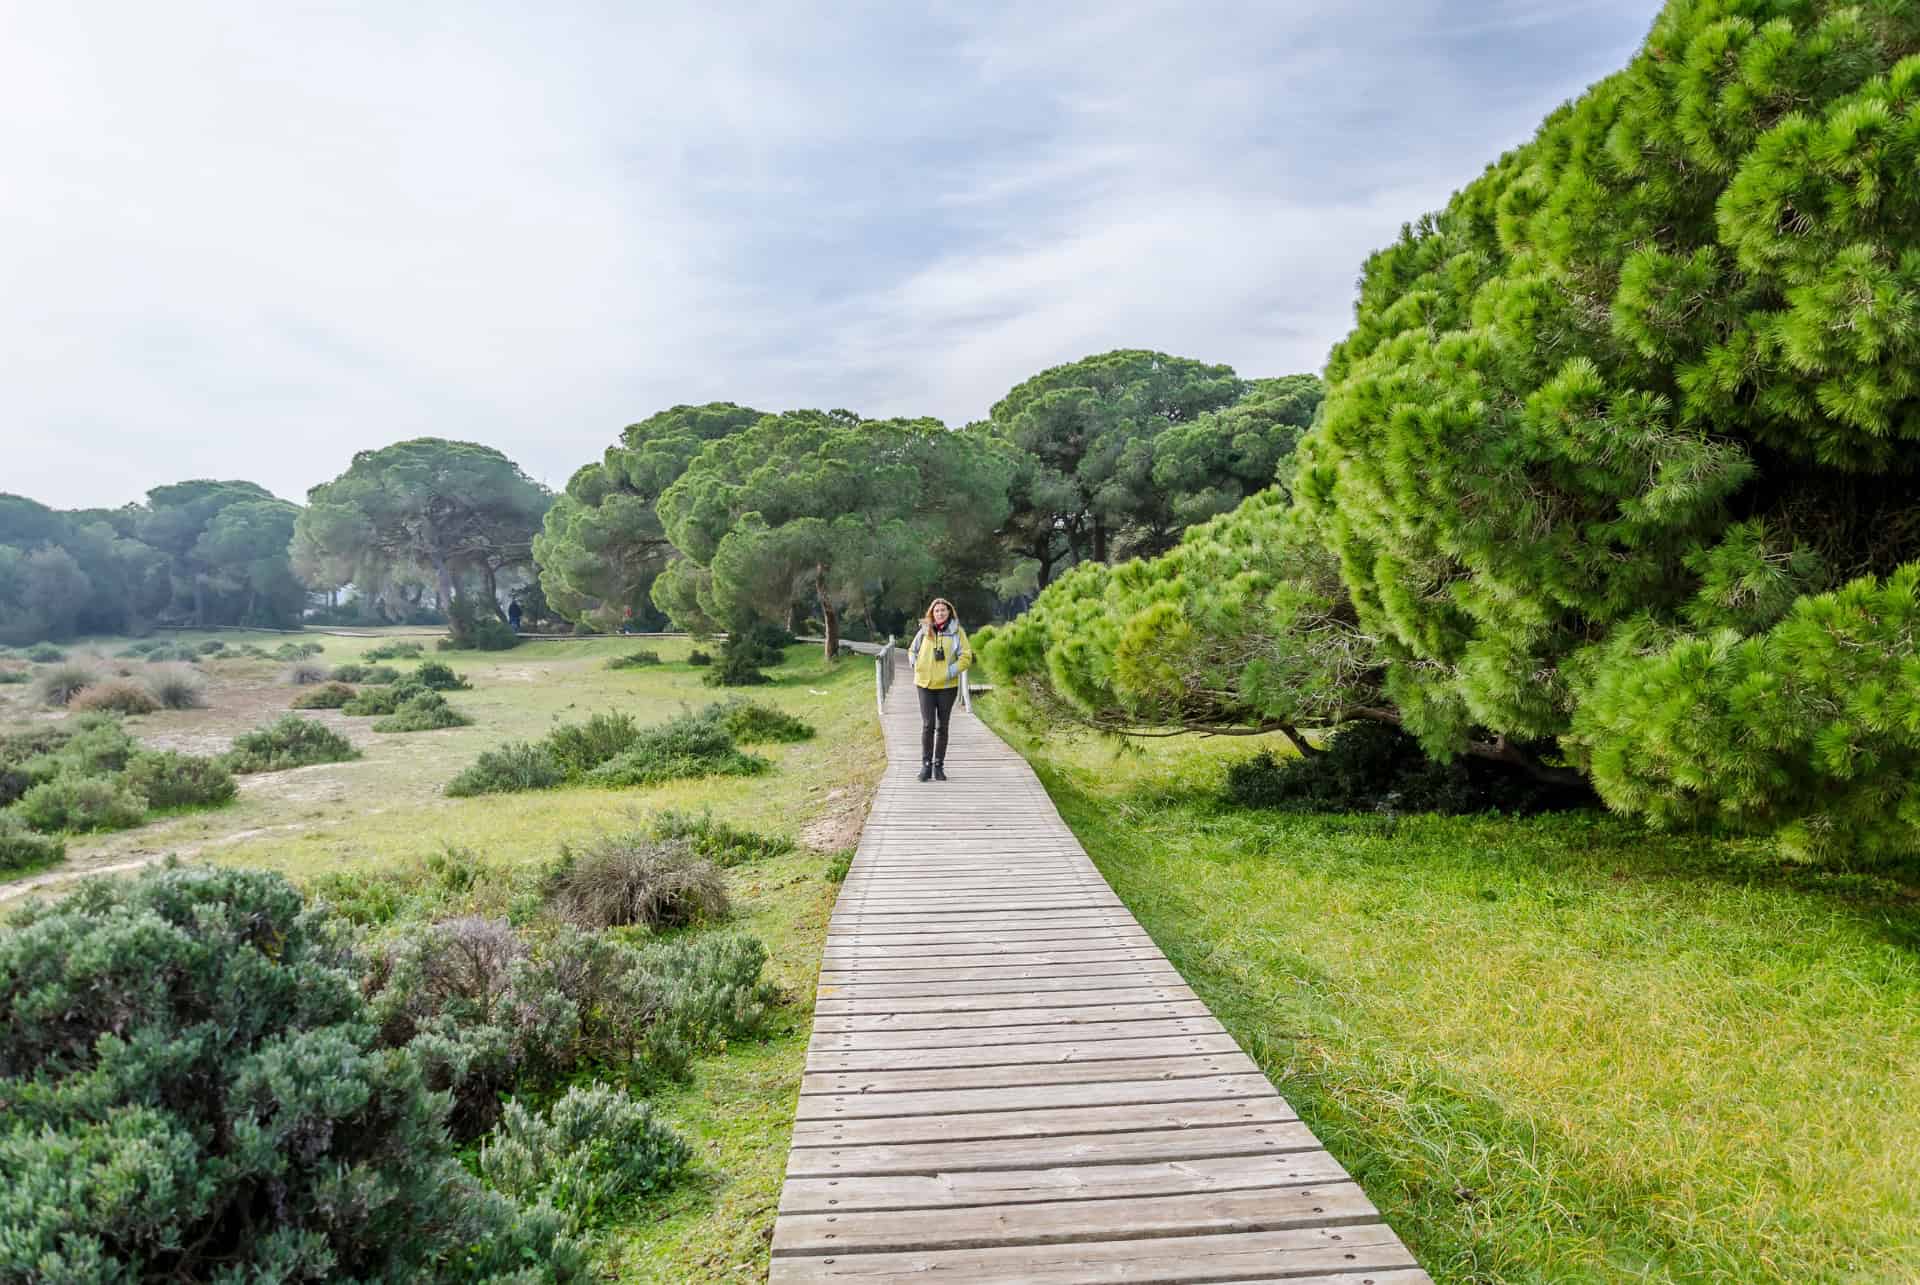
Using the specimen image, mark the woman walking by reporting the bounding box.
[909,597,972,782]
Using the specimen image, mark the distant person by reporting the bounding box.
[908,597,972,782]
[621,605,635,635]
[507,600,523,633]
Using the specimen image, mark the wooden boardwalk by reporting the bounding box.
[768,654,1430,1283]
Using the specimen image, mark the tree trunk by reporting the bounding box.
[482,563,505,621]
[815,565,839,660]
[1092,515,1109,563]
[433,556,453,613]
[192,574,207,628]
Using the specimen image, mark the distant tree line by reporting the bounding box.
[533,353,1324,654]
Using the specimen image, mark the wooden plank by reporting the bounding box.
[769,1234,1424,1284]
[799,1051,1258,1094]
[772,1182,1382,1254]
[790,1096,1298,1147]
[819,948,1165,968]
[805,1033,1244,1073]
[794,1073,1277,1120]
[782,1120,1319,1177]
[814,984,1197,1015]
[778,1150,1353,1213]
[815,970,1184,999]
[816,961,1178,985]
[811,1001,1211,1032]
[806,1016,1225,1051]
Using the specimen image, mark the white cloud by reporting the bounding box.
[0,0,1659,507]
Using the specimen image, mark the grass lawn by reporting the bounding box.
[1,630,882,1281]
[979,695,1920,1284]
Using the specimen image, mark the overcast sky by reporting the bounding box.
[2,1,1658,510]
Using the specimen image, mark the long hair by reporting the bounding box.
[921,598,958,632]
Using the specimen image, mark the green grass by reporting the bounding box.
[979,695,1920,1285]
[1,630,886,1280]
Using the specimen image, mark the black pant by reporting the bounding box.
[918,684,958,763]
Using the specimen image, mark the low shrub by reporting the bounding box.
[365,917,777,1130]
[701,651,772,687]
[638,932,778,1073]
[480,1084,689,1226]
[307,845,536,927]
[364,639,425,660]
[24,643,65,662]
[373,691,473,733]
[0,667,29,684]
[141,642,203,663]
[546,835,729,931]
[223,714,361,774]
[32,661,104,708]
[330,662,402,684]
[272,641,324,661]
[0,864,583,1281]
[290,681,357,709]
[196,639,226,655]
[704,697,814,744]
[606,649,663,669]
[123,749,237,810]
[341,679,427,715]
[1222,722,1595,816]
[823,848,854,883]
[585,712,768,788]
[11,718,138,799]
[686,649,713,666]
[445,742,565,797]
[0,812,64,873]
[414,659,471,690]
[544,711,640,776]
[650,807,794,866]
[13,773,149,833]
[281,660,328,685]
[144,662,207,709]
[68,679,161,715]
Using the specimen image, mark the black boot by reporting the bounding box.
[917,760,933,782]
[933,761,947,782]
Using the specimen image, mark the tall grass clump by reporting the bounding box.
[702,697,814,744]
[445,743,565,797]
[372,691,472,733]
[0,864,582,1280]
[144,663,207,709]
[649,808,794,866]
[68,678,160,715]
[32,661,103,708]
[281,660,328,686]
[223,715,360,774]
[545,835,729,931]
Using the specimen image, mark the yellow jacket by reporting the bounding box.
[909,620,973,690]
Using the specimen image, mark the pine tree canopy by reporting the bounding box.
[981,0,1920,864]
